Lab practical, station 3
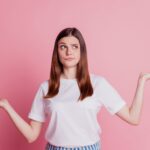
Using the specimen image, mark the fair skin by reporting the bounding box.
[57,35,80,79]
[116,73,150,125]
[0,35,150,144]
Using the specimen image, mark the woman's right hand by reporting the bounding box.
[0,97,41,143]
[0,98,10,109]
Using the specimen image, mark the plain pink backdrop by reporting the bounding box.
[0,0,150,149]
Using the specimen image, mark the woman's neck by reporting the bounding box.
[61,68,76,79]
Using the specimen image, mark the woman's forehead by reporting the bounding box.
[58,36,79,45]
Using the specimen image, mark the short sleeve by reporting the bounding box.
[28,84,47,122]
[95,77,126,115]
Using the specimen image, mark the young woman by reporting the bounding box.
[0,27,150,150]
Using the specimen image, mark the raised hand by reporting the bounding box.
[0,98,10,109]
[0,97,38,143]
[138,72,150,82]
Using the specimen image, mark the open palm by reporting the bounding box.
[0,98,9,108]
[139,72,150,81]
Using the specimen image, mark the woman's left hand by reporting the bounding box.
[139,72,150,82]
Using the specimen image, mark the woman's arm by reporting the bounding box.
[0,99,43,143]
[116,72,150,125]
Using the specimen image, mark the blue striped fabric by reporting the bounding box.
[45,141,101,150]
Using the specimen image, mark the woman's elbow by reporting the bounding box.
[27,133,39,143]
[129,119,140,126]
[27,137,37,143]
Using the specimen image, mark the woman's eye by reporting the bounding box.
[72,45,78,49]
[59,45,78,50]
[60,45,66,49]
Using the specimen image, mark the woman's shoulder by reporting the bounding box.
[39,80,49,92]
[90,72,105,82]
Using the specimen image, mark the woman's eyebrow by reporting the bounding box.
[71,43,79,45]
[58,42,66,44]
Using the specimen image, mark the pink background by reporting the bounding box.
[0,0,150,149]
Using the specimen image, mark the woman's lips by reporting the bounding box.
[64,58,74,61]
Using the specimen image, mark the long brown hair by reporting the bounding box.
[44,27,93,101]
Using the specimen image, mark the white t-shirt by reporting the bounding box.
[28,73,126,147]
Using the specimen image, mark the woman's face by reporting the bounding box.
[57,36,81,68]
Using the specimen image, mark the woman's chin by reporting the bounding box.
[63,63,77,68]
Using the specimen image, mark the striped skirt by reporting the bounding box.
[45,141,101,150]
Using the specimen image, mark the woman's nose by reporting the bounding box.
[66,47,73,55]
